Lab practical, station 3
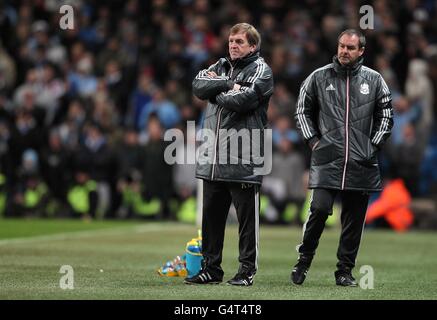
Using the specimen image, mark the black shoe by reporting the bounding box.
[226,271,255,286]
[184,270,222,285]
[291,262,309,285]
[335,270,358,287]
[291,255,312,285]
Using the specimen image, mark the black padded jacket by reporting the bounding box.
[295,56,393,192]
[193,51,274,184]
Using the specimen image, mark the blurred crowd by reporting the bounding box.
[0,0,436,224]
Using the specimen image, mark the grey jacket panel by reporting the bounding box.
[295,56,393,191]
[193,52,274,184]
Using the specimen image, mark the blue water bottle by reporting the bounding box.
[185,230,203,277]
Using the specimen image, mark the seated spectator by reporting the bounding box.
[389,94,420,146]
[125,70,155,130]
[67,53,98,98]
[138,87,181,130]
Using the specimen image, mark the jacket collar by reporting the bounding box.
[333,55,363,76]
[226,50,260,69]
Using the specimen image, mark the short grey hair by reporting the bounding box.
[337,29,366,48]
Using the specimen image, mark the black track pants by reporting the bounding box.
[201,180,260,277]
[297,188,369,271]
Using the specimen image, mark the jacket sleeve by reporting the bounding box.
[370,75,394,149]
[294,72,321,148]
[215,62,274,113]
[192,60,234,100]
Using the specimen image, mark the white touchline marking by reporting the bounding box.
[0,223,191,246]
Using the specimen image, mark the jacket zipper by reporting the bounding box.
[341,71,350,190]
[211,62,235,180]
[211,107,223,180]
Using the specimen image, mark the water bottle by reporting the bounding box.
[185,230,203,277]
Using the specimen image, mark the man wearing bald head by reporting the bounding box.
[293,29,394,286]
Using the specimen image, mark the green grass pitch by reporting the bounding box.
[0,219,436,300]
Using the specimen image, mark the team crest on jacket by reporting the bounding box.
[360,83,370,94]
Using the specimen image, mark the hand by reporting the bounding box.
[311,140,320,151]
[207,71,217,78]
[233,83,241,91]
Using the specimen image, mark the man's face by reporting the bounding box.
[337,34,364,66]
[228,32,256,60]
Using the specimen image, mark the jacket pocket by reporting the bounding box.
[311,139,336,166]
[357,139,378,168]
